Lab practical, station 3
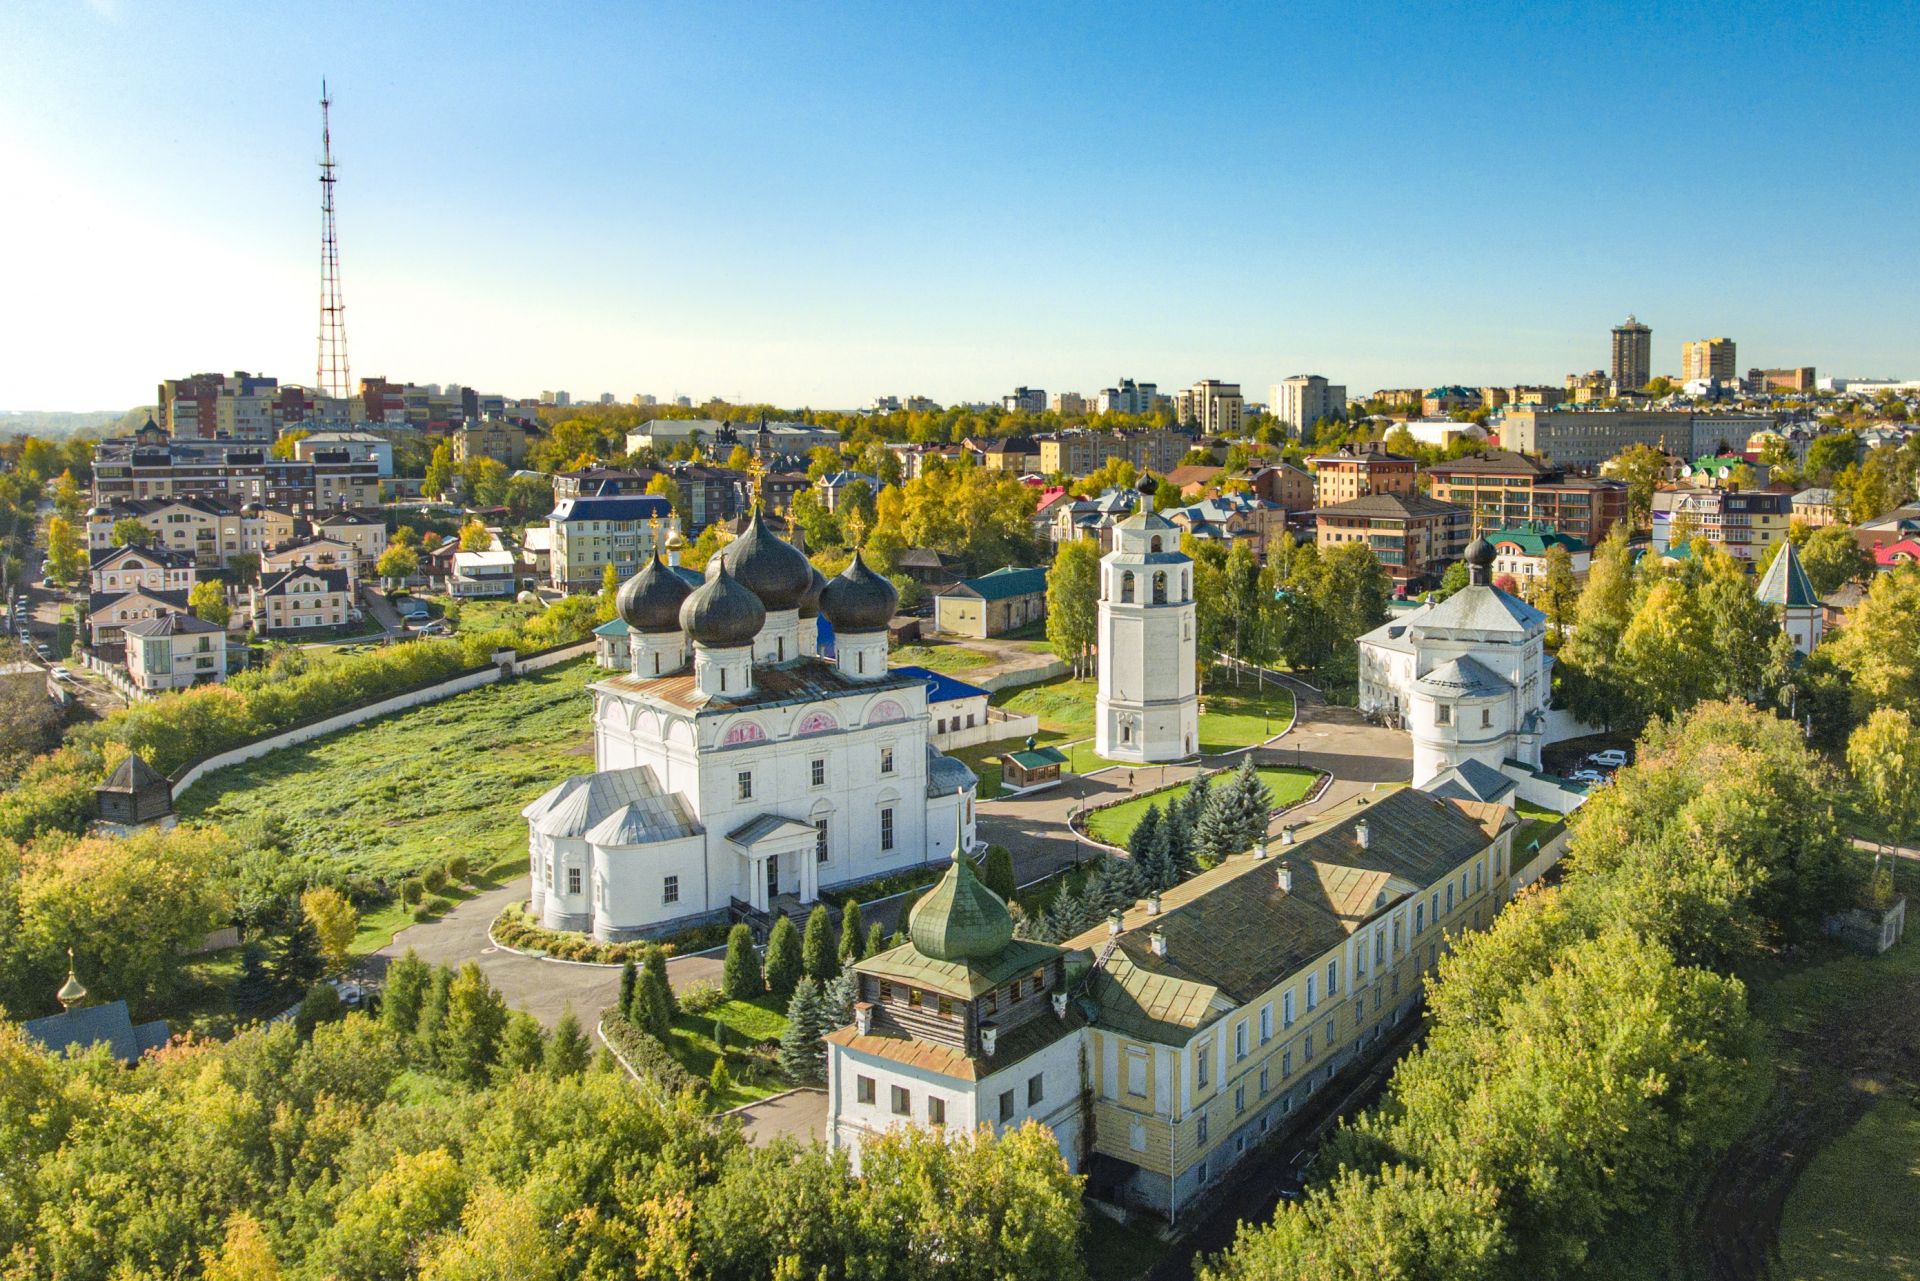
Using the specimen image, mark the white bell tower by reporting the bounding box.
[1095,487,1198,762]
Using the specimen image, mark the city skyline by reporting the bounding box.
[2,0,1916,411]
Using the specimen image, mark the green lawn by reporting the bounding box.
[432,593,545,636]
[1513,799,1565,859]
[890,642,994,673]
[1776,1096,1920,1281]
[663,996,790,1109]
[1196,677,1295,754]
[1085,767,1321,847]
[179,659,597,882]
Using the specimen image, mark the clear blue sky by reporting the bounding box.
[2,0,1914,410]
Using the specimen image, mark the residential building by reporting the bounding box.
[1853,504,1920,555]
[1611,314,1652,391]
[760,471,809,516]
[1164,493,1290,559]
[524,520,977,939]
[1307,442,1418,507]
[547,494,672,591]
[1683,338,1738,384]
[624,419,725,454]
[1420,386,1480,417]
[310,509,390,571]
[1245,463,1317,511]
[123,613,227,696]
[84,586,190,648]
[91,424,381,510]
[933,567,1048,638]
[1002,387,1047,414]
[1038,429,1188,479]
[1315,492,1471,587]
[261,535,359,587]
[1791,488,1840,528]
[1679,454,1769,489]
[1749,366,1818,393]
[817,471,880,512]
[450,549,518,597]
[251,567,354,634]
[1096,487,1198,762]
[1506,384,1567,408]
[1051,392,1090,416]
[676,466,748,531]
[825,785,1516,1219]
[1481,525,1590,586]
[1165,464,1224,496]
[1651,488,1792,567]
[1423,450,1628,546]
[554,466,657,500]
[1174,381,1244,436]
[1270,376,1347,437]
[749,421,842,461]
[452,418,540,469]
[291,430,394,476]
[977,439,1038,473]
[83,498,298,572]
[1499,409,1774,468]
[87,544,195,596]
[1098,379,1158,415]
[156,370,301,441]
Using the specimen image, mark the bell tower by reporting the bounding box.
[1094,479,1198,762]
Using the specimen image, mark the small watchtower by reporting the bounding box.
[94,752,176,834]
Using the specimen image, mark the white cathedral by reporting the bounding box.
[524,514,978,940]
[1095,479,1198,762]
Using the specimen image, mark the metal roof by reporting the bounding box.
[522,766,702,845]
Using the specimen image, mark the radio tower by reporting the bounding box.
[315,80,351,401]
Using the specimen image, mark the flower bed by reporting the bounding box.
[492,902,731,964]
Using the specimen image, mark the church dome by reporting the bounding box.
[908,853,1013,962]
[1464,535,1495,572]
[819,551,897,633]
[617,555,691,634]
[719,511,811,611]
[797,564,828,619]
[1135,473,1159,495]
[679,561,765,649]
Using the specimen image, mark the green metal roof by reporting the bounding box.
[1004,746,1069,769]
[907,852,1016,962]
[944,565,1048,602]
[1756,540,1819,608]
[1482,524,1585,556]
[859,937,1062,1000]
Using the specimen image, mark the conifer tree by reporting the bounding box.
[802,906,837,983]
[1126,804,1162,862]
[617,959,637,1020]
[496,1011,546,1075]
[721,924,763,1001]
[822,965,857,1030]
[438,962,508,1084]
[1227,755,1273,852]
[643,945,678,1018]
[763,914,803,999]
[416,965,453,1060]
[273,909,326,995]
[634,961,675,1038]
[545,1006,590,1077]
[839,900,865,965]
[980,845,1018,903]
[865,920,887,959]
[709,1056,731,1096]
[779,977,828,1082]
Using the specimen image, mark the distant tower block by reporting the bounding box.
[1095,478,1198,763]
[315,80,351,401]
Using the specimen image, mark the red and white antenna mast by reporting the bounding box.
[316,80,351,401]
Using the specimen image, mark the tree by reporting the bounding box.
[202,1212,283,1281]
[375,543,418,584]
[1608,442,1668,530]
[1435,559,1470,601]
[419,1184,565,1281]
[632,959,676,1037]
[1829,565,1920,718]
[269,428,312,461]
[1538,544,1579,638]
[839,899,865,965]
[424,443,456,498]
[458,519,493,552]
[51,469,84,520]
[1618,578,1718,724]
[1804,430,1859,482]
[980,844,1017,903]
[496,1010,546,1074]
[763,914,803,998]
[45,515,85,584]
[503,474,553,523]
[295,979,345,1037]
[643,944,678,1018]
[227,551,260,585]
[381,948,430,1035]
[299,885,360,976]
[802,904,837,983]
[545,1005,591,1077]
[187,579,231,626]
[721,923,763,1000]
[1557,524,1637,729]
[1849,709,1920,856]
[646,472,689,528]
[1045,537,1100,678]
[598,562,621,622]
[778,976,828,1082]
[437,961,508,1083]
[865,920,886,959]
[618,958,637,1017]
[108,515,160,548]
[1194,756,1271,862]
[1799,524,1870,597]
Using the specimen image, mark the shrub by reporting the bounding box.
[600,1009,700,1096]
[680,981,725,1015]
[414,894,454,922]
[446,854,470,882]
[422,866,449,893]
[722,924,763,1000]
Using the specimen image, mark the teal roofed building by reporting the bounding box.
[1755,540,1822,654]
[934,565,1048,638]
[1482,522,1591,588]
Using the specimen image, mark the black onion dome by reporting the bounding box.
[719,511,812,611]
[1464,535,1495,570]
[819,551,897,633]
[680,561,765,648]
[1135,473,1159,495]
[797,564,828,619]
[617,555,691,633]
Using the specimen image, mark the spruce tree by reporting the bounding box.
[1142,808,1178,891]
[980,845,1018,903]
[763,914,803,999]
[497,1011,546,1075]
[294,981,342,1038]
[438,962,508,1084]
[634,961,675,1038]
[822,965,856,1030]
[1192,773,1241,865]
[416,965,453,1061]
[721,924,763,1001]
[273,909,326,995]
[839,900,865,965]
[545,1007,591,1077]
[643,946,678,1018]
[802,906,837,984]
[618,959,637,1019]
[709,1056,731,1097]
[779,977,827,1082]
[1126,804,1162,862]
[865,921,887,959]
[1183,770,1213,833]
[233,941,275,1014]
[1164,800,1193,878]
[1227,755,1273,853]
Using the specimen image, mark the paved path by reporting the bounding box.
[728,1088,829,1146]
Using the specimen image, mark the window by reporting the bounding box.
[1127,1050,1148,1096]
[1446,883,1454,912]
[880,808,895,851]
[1283,991,1295,1027]
[1235,1022,1248,1061]
[937,995,952,1016]
[891,1085,911,1116]
[1028,1073,1045,1106]
[662,875,679,905]
[1259,1005,1272,1044]
[999,1090,1015,1122]
[857,1075,875,1104]
[811,758,825,787]
[1415,903,1425,933]
[1305,975,1317,1011]
[1198,1160,1210,1184]
[1325,1016,1336,1046]
[816,819,829,863]
[566,867,582,895]
[880,746,895,774]
[1130,1120,1147,1152]
[1234,1085,1245,1113]
[736,771,752,801]
[1196,1043,1210,1088]
[1282,1049,1292,1078]
[1432,891,1441,920]
[1304,1029,1315,1060]
[1196,1113,1210,1145]
[1259,1065,1270,1095]
[1327,959,1338,994]
[1481,707,1493,728]
[928,1096,946,1125]
[1376,932,1386,966]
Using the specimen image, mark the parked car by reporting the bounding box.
[49,666,72,682]
[33,641,51,658]
[1569,769,1608,785]
[1586,749,1629,770]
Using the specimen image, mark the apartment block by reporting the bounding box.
[1174,381,1244,436]
[1307,442,1418,507]
[1749,366,1817,393]
[1003,387,1048,413]
[1682,338,1738,383]
[1314,491,1471,585]
[1499,409,1775,468]
[1099,379,1158,415]
[1422,450,1628,546]
[91,426,381,511]
[547,494,673,590]
[451,418,540,469]
[1270,375,1347,436]
[1038,429,1189,479]
[1651,488,1792,567]
[1611,314,1652,391]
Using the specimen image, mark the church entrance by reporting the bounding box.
[766,855,780,902]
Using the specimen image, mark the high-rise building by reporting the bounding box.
[1611,315,1652,391]
[1173,380,1243,436]
[1682,338,1738,384]
[1050,391,1089,416]
[1002,387,1047,413]
[1269,375,1347,437]
[1098,379,1157,415]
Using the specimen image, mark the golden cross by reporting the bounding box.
[843,506,869,549]
[649,513,662,557]
[746,454,768,512]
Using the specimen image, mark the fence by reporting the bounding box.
[934,705,1041,752]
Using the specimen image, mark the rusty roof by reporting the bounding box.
[827,1004,1083,1082]
[596,656,921,713]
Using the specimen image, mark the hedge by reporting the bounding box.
[601,1010,702,1097]
[491,903,730,963]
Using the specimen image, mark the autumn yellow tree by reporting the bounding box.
[300,886,360,977]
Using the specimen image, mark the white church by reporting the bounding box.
[524,513,978,940]
[1095,478,1199,762]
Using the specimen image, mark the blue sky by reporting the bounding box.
[2,0,1915,410]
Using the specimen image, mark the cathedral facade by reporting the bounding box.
[525,515,977,940]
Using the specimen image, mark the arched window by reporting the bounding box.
[869,699,906,724]
[1152,571,1167,604]
[1150,535,1163,553]
[1121,572,1135,603]
[1121,721,1132,743]
[796,711,839,736]
[723,720,766,746]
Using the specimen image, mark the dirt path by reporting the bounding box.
[1690,952,1920,1281]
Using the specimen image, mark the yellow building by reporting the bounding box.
[1682,337,1738,383]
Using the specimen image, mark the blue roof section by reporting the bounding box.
[549,495,672,523]
[21,1000,168,1063]
[593,618,630,636]
[891,664,991,705]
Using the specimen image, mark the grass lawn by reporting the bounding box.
[349,853,524,957]
[1086,767,1321,847]
[179,659,597,883]
[1776,1096,1920,1281]
[1513,799,1565,858]
[890,642,994,674]
[433,593,545,635]
[664,995,790,1109]
[1196,676,1295,754]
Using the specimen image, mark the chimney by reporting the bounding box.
[1108,911,1124,935]
[1255,839,1270,859]
[854,1001,873,1035]
[1146,893,1161,916]
[1278,865,1293,893]
[980,1021,999,1057]
[1149,928,1167,958]
[1051,990,1069,1020]
[1281,827,1295,845]
[1356,820,1371,850]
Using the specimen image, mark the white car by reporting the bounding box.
[1586,749,1629,770]
[49,666,72,682]
[1569,769,1608,786]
